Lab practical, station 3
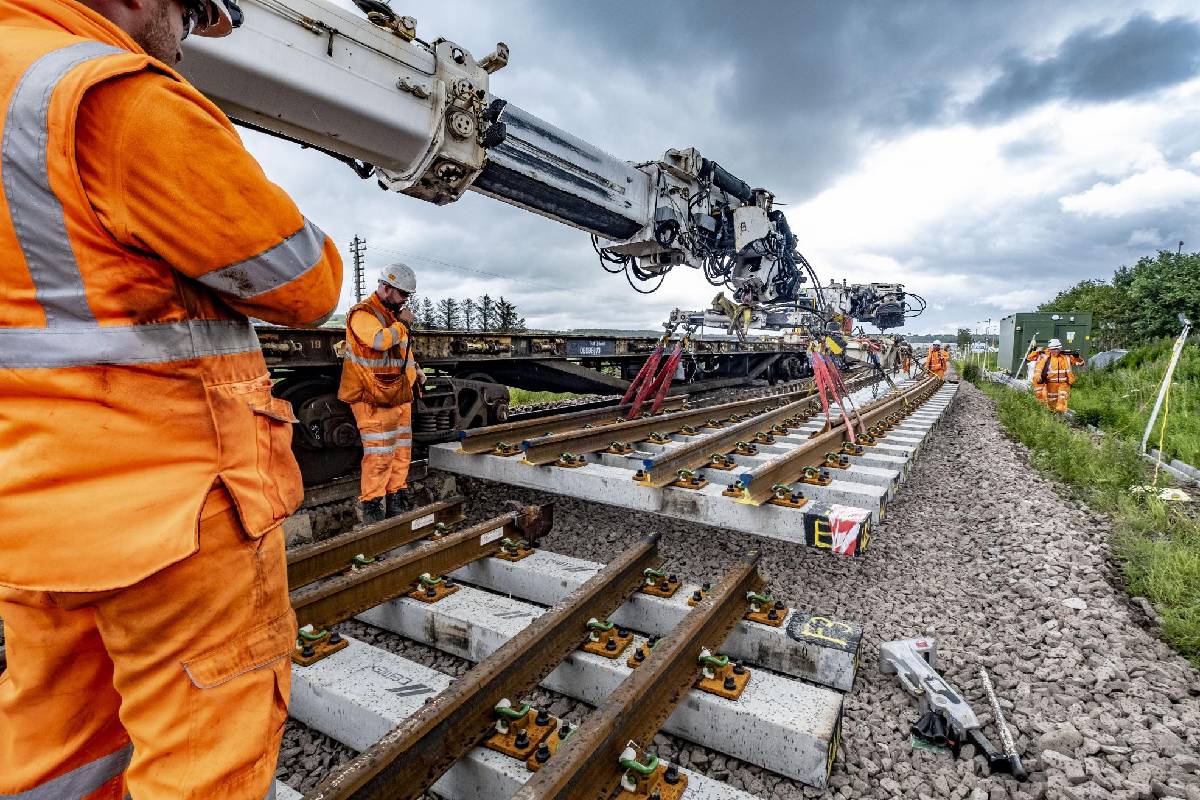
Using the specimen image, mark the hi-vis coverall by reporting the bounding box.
[0,0,342,796]
[1031,351,1085,413]
[339,295,419,501]
[923,348,949,379]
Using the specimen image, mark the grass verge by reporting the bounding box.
[970,377,1200,666]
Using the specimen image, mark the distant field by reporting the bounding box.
[508,388,583,407]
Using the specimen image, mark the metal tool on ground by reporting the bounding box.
[302,532,662,800]
[880,638,1027,781]
[978,667,1028,781]
[290,505,553,638]
[287,497,466,590]
[512,551,764,799]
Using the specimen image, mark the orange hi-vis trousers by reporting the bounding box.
[0,488,295,799]
[1041,381,1072,413]
[352,401,413,501]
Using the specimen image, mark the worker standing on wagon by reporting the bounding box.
[923,340,949,379]
[340,263,426,523]
[0,0,342,796]
[1030,338,1085,413]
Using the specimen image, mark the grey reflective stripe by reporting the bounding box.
[4,743,131,799]
[344,350,389,368]
[196,219,327,299]
[0,319,260,368]
[263,783,276,800]
[2,41,122,326]
[363,445,395,454]
[360,426,410,441]
[393,438,412,448]
[371,328,407,351]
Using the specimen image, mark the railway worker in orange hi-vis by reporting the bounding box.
[339,263,427,524]
[0,0,342,796]
[923,340,950,379]
[1030,338,1085,413]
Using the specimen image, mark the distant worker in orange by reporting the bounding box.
[340,263,426,523]
[1030,338,1085,413]
[0,0,342,796]
[923,340,950,379]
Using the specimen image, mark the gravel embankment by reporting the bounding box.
[280,378,1200,799]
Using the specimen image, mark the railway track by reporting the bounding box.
[275,495,863,799]
[433,370,957,554]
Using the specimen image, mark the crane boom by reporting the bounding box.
[179,0,918,333]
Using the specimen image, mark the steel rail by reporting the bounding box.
[520,377,848,466]
[513,551,764,800]
[638,371,879,487]
[289,505,553,632]
[304,532,663,800]
[459,398,688,454]
[739,377,942,505]
[287,497,467,590]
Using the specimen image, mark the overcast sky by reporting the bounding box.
[240,1,1200,335]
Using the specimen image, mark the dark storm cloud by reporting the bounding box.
[968,14,1200,122]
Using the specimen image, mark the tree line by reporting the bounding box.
[1039,250,1199,350]
[409,294,527,332]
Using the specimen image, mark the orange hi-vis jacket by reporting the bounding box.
[339,294,416,407]
[1031,351,1083,387]
[0,0,342,592]
[923,348,949,378]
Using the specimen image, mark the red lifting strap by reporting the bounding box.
[646,343,685,415]
[630,342,683,419]
[621,343,664,410]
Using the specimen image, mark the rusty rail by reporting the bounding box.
[521,379,836,466]
[287,497,467,590]
[513,551,764,799]
[459,398,688,454]
[304,532,663,800]
[740,376,941,505]
[289,504,553,632]
[638,371,879,487]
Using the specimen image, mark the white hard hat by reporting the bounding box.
[190,0,243,37]
[932,340,942,346]
[1048,338,1062,348]
[379,263,417,293]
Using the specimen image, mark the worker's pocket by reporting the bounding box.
[182,609,294,791]
[210,375,305,537]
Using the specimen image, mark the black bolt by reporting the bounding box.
[535,742,551,763]
[328,631,343,644]
[559,722,571,737]
[664,764,681,784]
[425,586,437,597]
[635,470,645,478]
[605,638,617,651]
[521,541,532,550]
[535,710,550,726]
[701,582,711,591]
[733,661,746,675]
[301,643,315,658]
[692,590,703,601]
[668,574,678,583]
[659,580,670,591]
[514,730,530,750]
[774,600,785,610]
[724,676,737,690]
[768,609,779,620]
[444,579,456,589]
[634,649,645,662]
[648,635,659,645]
[618,627,630,637]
